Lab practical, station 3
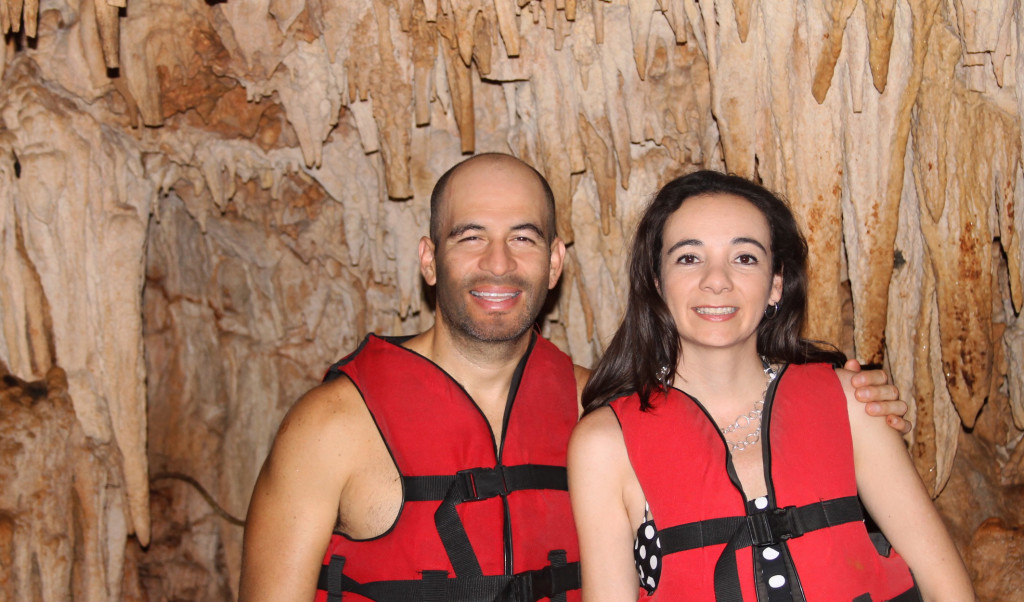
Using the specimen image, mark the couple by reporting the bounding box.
[240,153,969,601]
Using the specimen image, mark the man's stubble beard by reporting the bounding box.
[433,263,548,350]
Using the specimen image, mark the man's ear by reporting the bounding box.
[548,237,567,289]
[419,236,438,286]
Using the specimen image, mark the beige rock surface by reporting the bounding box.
[0,0,1021,599]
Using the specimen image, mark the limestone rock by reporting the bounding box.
[0,0,1021,598]
[966,518,1024,602]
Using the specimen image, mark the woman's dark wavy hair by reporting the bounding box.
[582,170,846,413]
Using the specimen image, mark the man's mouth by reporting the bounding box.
[694,306,737,315]
[471,290,521,302]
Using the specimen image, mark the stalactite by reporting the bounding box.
[440,25,475,153]
[628,0,656,80]
[412,1,437,126]
[811,0,858,104]
[863,0,897,93]
[94,0,120,69]
[494,0,520,56]
[732,0,753,43]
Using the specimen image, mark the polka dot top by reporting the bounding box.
[633,503,662,594]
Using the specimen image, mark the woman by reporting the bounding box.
[567,171,973,601]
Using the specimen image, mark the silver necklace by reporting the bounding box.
[720,358,777,452]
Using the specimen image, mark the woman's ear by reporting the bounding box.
[770,271,783,304]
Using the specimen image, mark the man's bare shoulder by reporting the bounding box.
[259,374,376,485]
[572,364,591,417]
[573,364,591,390]
[275,376,366,439]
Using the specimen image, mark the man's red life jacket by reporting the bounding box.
[315,333,581,602]
[610,363,918,601]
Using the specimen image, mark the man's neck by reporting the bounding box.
[404,322,534,440]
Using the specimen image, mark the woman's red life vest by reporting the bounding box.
[610,363,917,601]
[315,333,581,602]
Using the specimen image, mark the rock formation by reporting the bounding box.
[0,0,1020,599]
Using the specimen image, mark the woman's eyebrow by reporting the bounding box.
[664,236,768,255]
[732,236,768,252]
[665,239,702,255]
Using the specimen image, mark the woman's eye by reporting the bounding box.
[736,254,758,265]
[677,254,699,264]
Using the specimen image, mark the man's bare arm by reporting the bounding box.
[239,379,356,601]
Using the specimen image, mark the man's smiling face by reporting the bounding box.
[421,156,564,346]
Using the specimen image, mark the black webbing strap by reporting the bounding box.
[853,583,922,602]
[316,556,581,601]
[655,496,863,602]
[887,583,923,602]
[429,465,568,577]
[404,465,568,502]
[546,550,569,602]
[325,555,344,602]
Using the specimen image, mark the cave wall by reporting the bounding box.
[0,0,1022,599]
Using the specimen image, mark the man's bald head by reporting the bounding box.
[429,153,558,245]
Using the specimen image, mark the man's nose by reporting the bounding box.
[480,241,515,275]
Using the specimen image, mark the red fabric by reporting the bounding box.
[316,334,580,601]
[611,363,915,600]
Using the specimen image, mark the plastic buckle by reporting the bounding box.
[456,466,507,501]
[746,506,799,546]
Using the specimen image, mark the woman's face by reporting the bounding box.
[658,193,783,356]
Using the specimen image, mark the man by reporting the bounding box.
[239,153,907,601]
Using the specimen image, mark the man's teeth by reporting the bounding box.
[472,291,519,300]
[695,306,736,315]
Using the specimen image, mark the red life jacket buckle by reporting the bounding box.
[457,466,508,501]
[746,505,802,546]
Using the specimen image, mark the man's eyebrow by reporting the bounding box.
[448,223,484,238]
[447,222,546,238]
[510,223,546,238]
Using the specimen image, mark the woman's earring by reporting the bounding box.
[656,365,671,386]
[764,301,780,319]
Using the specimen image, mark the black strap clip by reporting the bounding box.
[745,505,802,546]
[457,466,508,501]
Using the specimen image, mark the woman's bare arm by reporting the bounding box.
[838,368,975,602]
[567,407,643,602]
